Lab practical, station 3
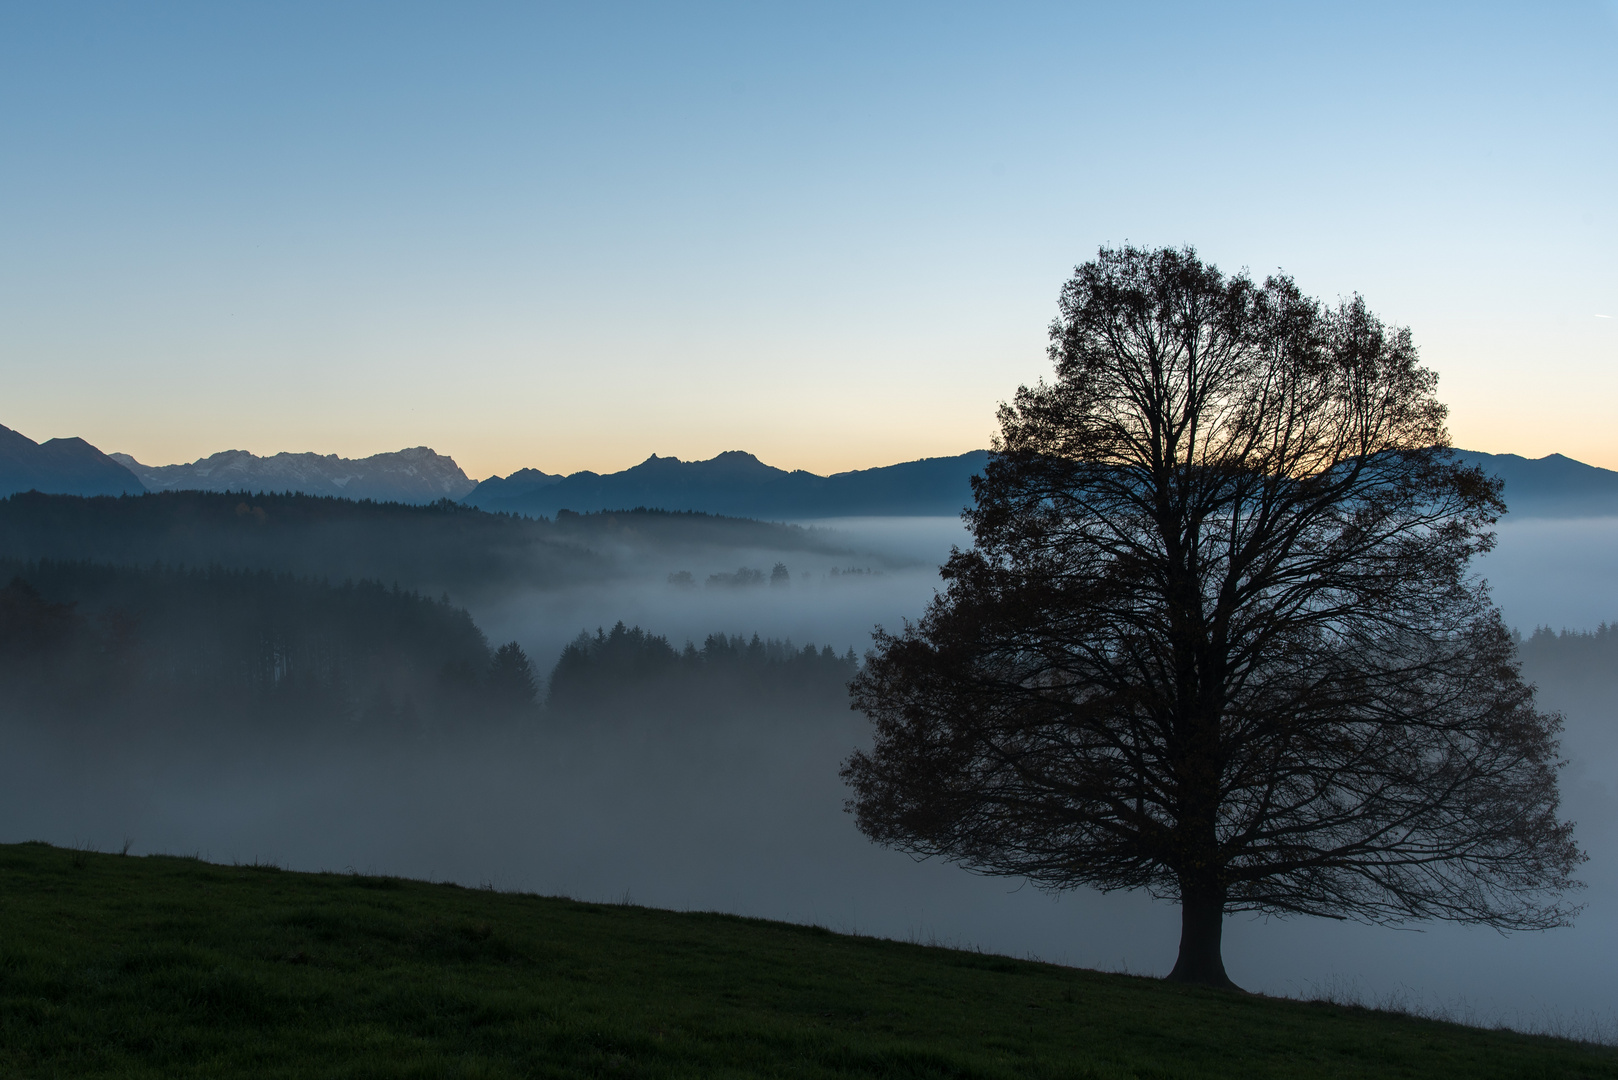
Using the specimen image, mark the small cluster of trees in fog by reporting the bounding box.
[667,563,880,590]
[667,564,791,589]
[1518,622,1618,661]
[548,621,857,716]
[1515,623,1618,691]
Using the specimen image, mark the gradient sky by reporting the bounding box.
[2,2,1614,480]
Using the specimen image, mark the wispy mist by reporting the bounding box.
[2,512,1616,1035]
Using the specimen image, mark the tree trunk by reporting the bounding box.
[1167,883,1240,989]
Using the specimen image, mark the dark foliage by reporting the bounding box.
[548,621,857,717]
[0,560,515,734]
[549,507,844,555]
[1517,623,1618,685]
[843,245,1583,989]
[487,641,539,710]
[0,491,593,600]
[1514,625,1618,765]
[0,577,80,655]
[0,492,845,603]
[707,566,766,588]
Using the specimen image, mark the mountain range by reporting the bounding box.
[110,447,477,503]
[5,419,1618,520]
[462,449,1618,520]
[460,451,990,519]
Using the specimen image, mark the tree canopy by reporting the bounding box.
[843,245,1583,988]
[547,621,857,717]
[0,559,501,734]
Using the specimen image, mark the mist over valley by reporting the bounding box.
[2,471,1617,1035]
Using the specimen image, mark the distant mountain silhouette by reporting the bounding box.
[10,418,1617,521]
[460,467,563,506]
[1457,451,1618,518]
[463,450,992,519]
[0,424,146,497]
[112,447,477,504]
[465,448,1618,521]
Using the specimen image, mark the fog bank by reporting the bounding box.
[2,514,1616,1037]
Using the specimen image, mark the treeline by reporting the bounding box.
[1517,623,1618,688]
[669,563,793,589]
[0,560,537,734]
[0,491,596,601]
[0,492,870,737]
[548,622,858,716]
[0,563,857,735]
[0,492,850,602]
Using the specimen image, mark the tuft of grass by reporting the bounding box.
[0,841,1613,1079]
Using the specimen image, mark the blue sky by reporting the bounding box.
[1,2,1613,478]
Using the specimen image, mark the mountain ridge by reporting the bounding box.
[467,448,1618,521]
[1454,451,1618,517]
[112,447,477,504]
[7,417,1618,519]
[461,450,993,519]
[0,424,146,498]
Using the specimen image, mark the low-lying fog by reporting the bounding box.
[3,513,1616,1036]
[472,516,970,669]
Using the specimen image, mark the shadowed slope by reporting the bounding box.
[0,424,145,498]
[464,450,992,519]
[467,448,1618,521]
[0,842,1612,1078]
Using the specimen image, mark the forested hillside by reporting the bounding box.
[0,561,527,735]
[0,493,849,602]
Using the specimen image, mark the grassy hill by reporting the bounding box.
[0,843,1611,1079]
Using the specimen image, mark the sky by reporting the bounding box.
[1,2,1614,480]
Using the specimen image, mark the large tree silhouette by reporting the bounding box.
[843,246,1583,989]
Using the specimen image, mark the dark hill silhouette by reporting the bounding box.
[0,490,586,599]
[467,448,1618,521]
[0,560,508,734]
[7,418,1617,521]
[0,491,850,602]
[463,450,992,519]
[1457,451,1618,518]
[463,466,563,506]
[0,424,145,498]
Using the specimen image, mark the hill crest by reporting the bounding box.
[462,449,991,519]
[0,424,145,498]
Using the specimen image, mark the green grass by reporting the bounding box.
[0,842,1611,1078]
